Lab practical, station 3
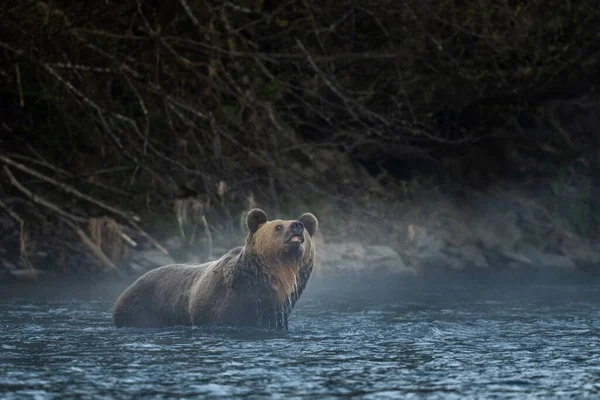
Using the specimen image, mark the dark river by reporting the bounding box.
[1,276,600,399]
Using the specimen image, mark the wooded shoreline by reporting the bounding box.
[1,1,599,283]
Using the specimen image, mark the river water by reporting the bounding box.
[1,277,600,399]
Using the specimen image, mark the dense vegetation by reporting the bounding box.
[1,0,599,275]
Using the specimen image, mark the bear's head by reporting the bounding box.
[245,208,318,265]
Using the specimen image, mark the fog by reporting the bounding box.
[1,249,595,311]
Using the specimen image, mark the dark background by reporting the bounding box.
[1,0,599,281]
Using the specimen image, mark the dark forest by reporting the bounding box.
[1,0,599,281]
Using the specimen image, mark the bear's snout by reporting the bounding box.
[285,221,305,244]
[290,221,304,235]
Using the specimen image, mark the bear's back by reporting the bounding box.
[113,263,206,328]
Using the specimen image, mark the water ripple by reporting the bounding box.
[1,283,600,399]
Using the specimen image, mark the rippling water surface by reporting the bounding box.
[1,279,600,399]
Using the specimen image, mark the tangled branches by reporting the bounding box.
[0,0,599,274]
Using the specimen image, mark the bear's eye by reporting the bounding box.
[275,224,283,231]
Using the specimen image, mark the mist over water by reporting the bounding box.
[1,274,600,399]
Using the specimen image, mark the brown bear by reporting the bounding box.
[112,208,318,330]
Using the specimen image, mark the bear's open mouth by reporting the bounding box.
[286,235,304,244]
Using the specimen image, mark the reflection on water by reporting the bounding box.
[1,279,600,399]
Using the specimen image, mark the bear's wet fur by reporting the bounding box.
[112,208,318,330]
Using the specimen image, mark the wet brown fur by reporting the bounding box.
[252,220,305,302]
[113,209,318,330]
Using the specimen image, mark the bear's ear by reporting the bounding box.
[247,208,268,234]
[298,213,318,237]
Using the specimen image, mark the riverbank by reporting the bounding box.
[2,1,599,291]
[1,146,600,286]
[2,93,600,286]
[1,171,599,291]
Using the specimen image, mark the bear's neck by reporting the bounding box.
[267,262,300,303]
[236,248,301,304]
